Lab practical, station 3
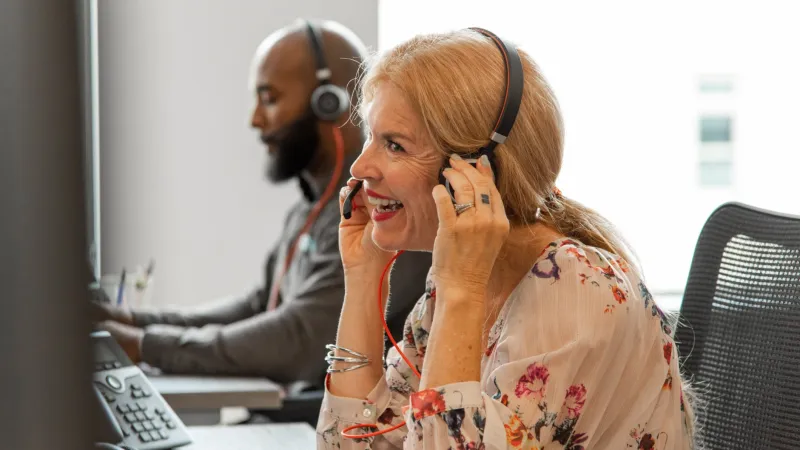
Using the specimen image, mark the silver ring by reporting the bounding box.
[454,203,474,215]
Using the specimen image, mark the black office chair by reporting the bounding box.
[674,202,800,450]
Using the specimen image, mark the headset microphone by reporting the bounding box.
[342,180,362,220]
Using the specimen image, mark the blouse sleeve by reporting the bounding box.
[316,290,430,450]
[403,243,687,449]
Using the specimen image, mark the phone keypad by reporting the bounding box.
[97,372,189,448]
[115,397,176,443]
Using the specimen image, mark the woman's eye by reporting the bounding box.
[384,140,405,153]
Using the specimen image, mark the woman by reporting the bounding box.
[318,29,693,449]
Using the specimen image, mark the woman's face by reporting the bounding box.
[350,83,442,252]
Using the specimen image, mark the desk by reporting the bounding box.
[150,375,283,425]
[184,423,315,450]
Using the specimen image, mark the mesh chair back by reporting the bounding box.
[675,202,800,449]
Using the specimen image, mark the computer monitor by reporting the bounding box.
[0,1,98,448]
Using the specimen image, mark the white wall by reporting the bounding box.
[98,0,378,307]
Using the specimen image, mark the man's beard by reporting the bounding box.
[261,110,320,182]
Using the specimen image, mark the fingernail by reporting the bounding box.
[450,153,462,161]
[479,155,490,167]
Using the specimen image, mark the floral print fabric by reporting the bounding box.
[317,238,692,449]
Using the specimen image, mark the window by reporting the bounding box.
[379,1,800,310]
[698,115,734,188]
[700,116,732,143]
[697,77,734,188]
[699,161,733,186]
[699,78,734,94]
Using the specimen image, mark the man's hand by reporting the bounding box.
[97,321,145,364]
[90,301,134,325]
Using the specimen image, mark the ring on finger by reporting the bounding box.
[454,202,475,215]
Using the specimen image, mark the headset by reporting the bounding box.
[264,20,349,312]
[342,27,524,218]
[437,27,524,200]
[304,20,350,122]
[339,28,524,440]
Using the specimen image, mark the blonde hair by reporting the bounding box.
[359,30,637,267]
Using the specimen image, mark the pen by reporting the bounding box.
[116,268,126,306]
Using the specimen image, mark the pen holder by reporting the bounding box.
[99,273,155,308]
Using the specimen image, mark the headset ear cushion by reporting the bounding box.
[311,85,349,121]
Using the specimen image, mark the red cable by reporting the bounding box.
[341,249,423,440]
[377,250,420,378]
[266,126,345,312]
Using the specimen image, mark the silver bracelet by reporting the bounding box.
[325,344,369,360]
[325,352,367,365]
[324,344,371,373]
[327,361,371,373]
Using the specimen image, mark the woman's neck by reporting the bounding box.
[483,223,563,325]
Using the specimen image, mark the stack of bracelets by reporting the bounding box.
[325,344,372,373]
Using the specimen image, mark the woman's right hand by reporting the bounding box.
[338,178,395,273]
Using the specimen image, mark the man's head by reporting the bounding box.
[249,19,368,182]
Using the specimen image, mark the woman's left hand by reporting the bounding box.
[431,154,510,298]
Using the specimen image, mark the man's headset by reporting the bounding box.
[342,27,524,219]
[305,20,350,122]
[338,27,525,441]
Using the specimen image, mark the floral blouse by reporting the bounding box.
[317,238,693,449]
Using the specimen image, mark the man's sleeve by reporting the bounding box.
[131,251,278,328]
[139,229,343,382]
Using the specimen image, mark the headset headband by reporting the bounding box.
[467,27,524,158]
[304,21,332,84]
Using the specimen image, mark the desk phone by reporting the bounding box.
[92,331,192,450]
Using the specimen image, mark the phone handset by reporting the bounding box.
[342,180,363,220]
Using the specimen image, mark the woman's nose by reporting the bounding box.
[350,141,382,181]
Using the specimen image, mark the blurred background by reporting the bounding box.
[90,0,800,312]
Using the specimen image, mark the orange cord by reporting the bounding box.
[266,126,345,312]
[340,249,425,440]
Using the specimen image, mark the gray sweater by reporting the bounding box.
[132,170,431,387]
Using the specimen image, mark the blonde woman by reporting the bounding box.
[318,29,693,449]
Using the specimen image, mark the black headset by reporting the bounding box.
[438,27,524,201]
[304,20,350,122]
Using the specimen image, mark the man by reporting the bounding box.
[92,20,431,391]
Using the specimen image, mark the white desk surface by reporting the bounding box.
[150,374,283,410]
[184,423,315,450]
